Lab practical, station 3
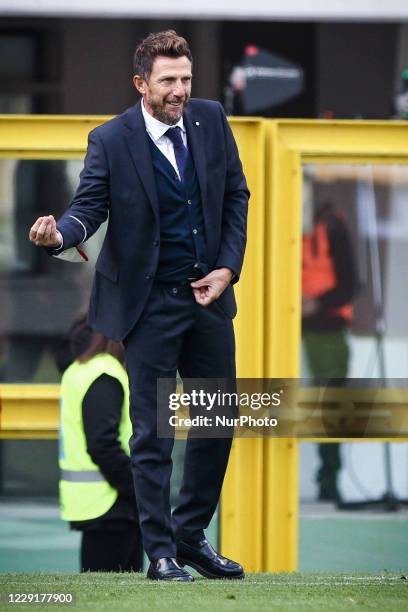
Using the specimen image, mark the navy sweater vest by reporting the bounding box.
[148,137,208,283]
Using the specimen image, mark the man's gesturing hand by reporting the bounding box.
[29,215,62,248]
[190,267,234,307]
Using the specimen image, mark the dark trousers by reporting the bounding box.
[303,329,349,499]
[123,285,236,561]
[80,523,144,572]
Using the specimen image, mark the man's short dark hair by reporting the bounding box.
[133,30,193,81]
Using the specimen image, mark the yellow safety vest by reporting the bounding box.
[59,353,132,521]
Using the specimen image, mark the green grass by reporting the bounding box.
[0,573,407,611]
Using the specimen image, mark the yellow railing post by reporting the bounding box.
[220,118,266,571]
[262,122,302,572]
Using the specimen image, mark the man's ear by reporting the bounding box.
[133,75,146,95]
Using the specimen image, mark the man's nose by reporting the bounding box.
[172,81,185,96]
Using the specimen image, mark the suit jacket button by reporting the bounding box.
[152,241,159,246]
[145,274,152,280]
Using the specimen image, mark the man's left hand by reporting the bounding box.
[190,268,234,307]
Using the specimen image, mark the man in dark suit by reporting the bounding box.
[29,30,249,582]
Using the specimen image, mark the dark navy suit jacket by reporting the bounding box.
[54,99,249,341]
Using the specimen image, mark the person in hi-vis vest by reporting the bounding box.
[57,315,143,572]
[302,202,358,502]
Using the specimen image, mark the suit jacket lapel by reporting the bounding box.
[183,105,208,211]
[124,101,159,224]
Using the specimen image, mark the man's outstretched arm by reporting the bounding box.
[28,130,110,255]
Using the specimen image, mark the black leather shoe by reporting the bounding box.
[147,557,194,581]
[177,538,244,579]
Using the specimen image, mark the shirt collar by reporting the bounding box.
[141,99,185,142]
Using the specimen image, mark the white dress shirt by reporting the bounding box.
[141,99,187,181]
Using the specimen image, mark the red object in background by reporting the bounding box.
[245,45,259,57]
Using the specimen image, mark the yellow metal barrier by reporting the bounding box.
[0,385,59,439]
[223,119,408,572]
[1,117,408,573]
[0,114,267,570]
[261,119,408,572]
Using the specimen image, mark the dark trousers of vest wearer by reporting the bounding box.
[123,285,236,562]
[80,523,144,572]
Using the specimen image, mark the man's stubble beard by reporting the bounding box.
[148,95,190,126]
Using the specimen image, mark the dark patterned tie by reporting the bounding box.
[165,126,189,182]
